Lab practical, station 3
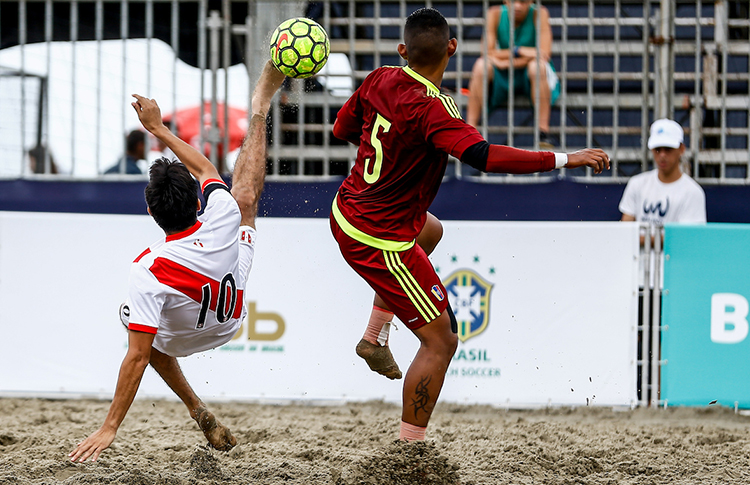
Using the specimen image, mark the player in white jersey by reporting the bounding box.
[70,61,286,463]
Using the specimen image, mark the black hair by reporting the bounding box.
[404,8,450,67]
[144,157,199,233]
[126,130,145,152]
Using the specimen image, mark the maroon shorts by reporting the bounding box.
[330,215,448,330]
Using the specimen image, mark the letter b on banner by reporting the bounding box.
[710,293,749,344]
[232,302,286,341]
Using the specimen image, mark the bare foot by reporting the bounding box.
[355,339,403,380]
[193,407,237,451]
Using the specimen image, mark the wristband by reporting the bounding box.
[554,153,568,169]
[513,46,520,58]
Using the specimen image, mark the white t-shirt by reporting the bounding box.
[127,179,256,357]
[619,169,706,225]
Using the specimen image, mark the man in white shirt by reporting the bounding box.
[69,61,286,463]
[619,118,706,226]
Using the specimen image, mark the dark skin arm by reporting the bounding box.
[69,330,155,462]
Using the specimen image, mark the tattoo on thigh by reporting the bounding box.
[411,375,432,419]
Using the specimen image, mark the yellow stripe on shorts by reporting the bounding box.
[383,250,440,322]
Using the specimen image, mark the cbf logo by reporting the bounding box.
[443,269,493,342]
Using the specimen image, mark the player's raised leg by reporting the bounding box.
[356,213,444,380]
[148,349,236,451]
[232,60,286,228]
[400,311,457,440]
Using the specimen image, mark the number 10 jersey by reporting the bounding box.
[127,180,255,357]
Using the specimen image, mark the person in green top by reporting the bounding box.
[466,0,561,148]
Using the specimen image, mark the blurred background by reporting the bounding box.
[0,0,748,184]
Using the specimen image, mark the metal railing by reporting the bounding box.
[0,0,748,183]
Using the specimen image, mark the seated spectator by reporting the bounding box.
[104,130,145,174]
[466,0,560,148]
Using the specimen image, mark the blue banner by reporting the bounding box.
[661,223,750,407]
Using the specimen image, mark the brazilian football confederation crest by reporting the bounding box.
[442,269,493,342]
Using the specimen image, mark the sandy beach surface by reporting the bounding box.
[1,397,749,484]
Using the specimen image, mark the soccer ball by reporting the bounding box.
[270,18,330,79]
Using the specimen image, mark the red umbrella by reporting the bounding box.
[162,102,249,163]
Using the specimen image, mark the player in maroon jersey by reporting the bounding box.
[69,62,286,463]
[330,8,609,441]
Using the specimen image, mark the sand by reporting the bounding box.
[1,398,749,484]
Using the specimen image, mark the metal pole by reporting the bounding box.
[146,0,154,160]
[508,0,515,148]
[718,0,728,181]
[223,0,231,174]
[561,0,568,153]
[44,0,52,174]
[650,226,662,408]
[533,0,541,150]
[323,0,331,176]
[199,0,208,158]
[586,0,594,174]
[120,0,128,174]
[208,10,221,168]
[481,0,489,142]
[656,0,672,119]
[640,223,652,407]
[71,0,78,176]
[348,0,356,174]
[171,0,179,136]
[641,0,649,173]
[613,0,621,174]
[20,0,27,176]
[96,0,103,174]
[454,0,464,179]
[692,0,702,178]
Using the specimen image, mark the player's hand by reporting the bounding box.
[69,426,117,463]
[251,60,287,118]
[565,149,610,174]
[131,94,165,134]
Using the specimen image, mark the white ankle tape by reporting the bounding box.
[377,321,397,346]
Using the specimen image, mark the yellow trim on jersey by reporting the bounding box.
[402,66,462,119]
[403,66,440,95]
[438,94,461,118]
[383,250,440,322]
[332,195,416,252]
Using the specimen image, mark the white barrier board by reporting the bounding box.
[0,212,639,406]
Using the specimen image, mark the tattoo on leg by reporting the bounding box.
[411,375,432,419]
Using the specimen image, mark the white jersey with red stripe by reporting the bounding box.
[126,179,255,357]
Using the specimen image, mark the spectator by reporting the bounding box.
[27,144,58,174]
[619,118,706,229]
[466,0,560,148]
[104,130,146,174]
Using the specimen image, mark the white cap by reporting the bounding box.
[648,119,684,149]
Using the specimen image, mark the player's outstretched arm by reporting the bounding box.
[456,141,610,175]
[131,94,221,187]
[250,60,286,118]
[231,61,286,228]
[68,331,154,463]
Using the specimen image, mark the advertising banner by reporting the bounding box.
[661,224,750,407]
[0,213,638,406]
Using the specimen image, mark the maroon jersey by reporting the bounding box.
[332,66,485,244]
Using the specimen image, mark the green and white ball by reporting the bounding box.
[270,18,330,79]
